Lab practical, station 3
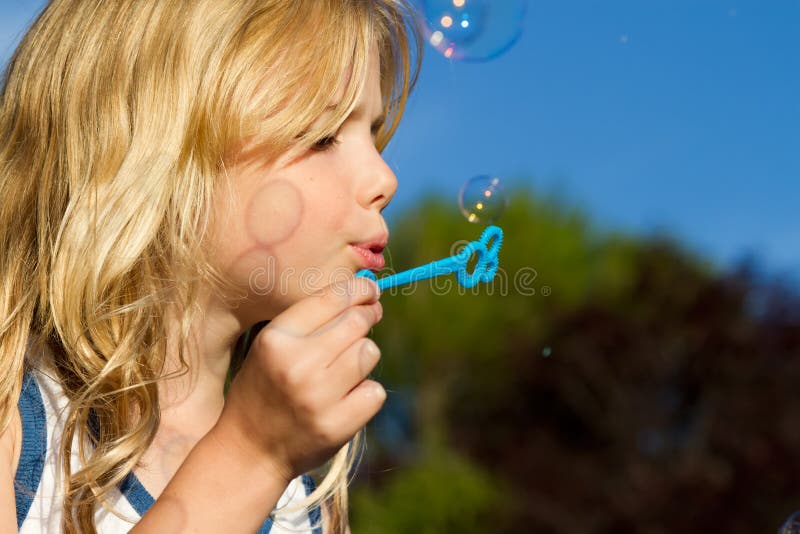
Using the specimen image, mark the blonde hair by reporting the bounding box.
[0,1,420,532]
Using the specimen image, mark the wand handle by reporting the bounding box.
[356,225,503,291]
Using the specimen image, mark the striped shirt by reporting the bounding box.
[14,352,322,533]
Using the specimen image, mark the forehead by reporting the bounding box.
[330,46,381,107]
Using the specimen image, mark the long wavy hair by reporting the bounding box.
[0,1,420,532]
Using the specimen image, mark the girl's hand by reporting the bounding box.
[216,277,385,482]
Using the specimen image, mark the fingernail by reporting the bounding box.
[360,341,380,376]
[372,279,381,298]
[366,383,385,401]
[362,339,379,359]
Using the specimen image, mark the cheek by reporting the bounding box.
[224,168,350,271]
[245,179,304,246]
[292,173,349,238]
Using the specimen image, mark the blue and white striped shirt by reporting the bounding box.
[14,350,323,533]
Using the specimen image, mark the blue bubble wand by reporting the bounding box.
[355,225,503,291]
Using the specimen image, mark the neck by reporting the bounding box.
[159,289,248,433]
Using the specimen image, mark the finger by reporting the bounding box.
[325,379,386,438]
[268,276,380,337]
[321,337,381,403]
[312,301,382,360]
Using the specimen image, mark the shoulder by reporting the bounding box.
[0,368,39,477]
[0,403,22,477]
[0,405,21,534]
[0,384,23,532]
[2,354,43,476]
[9,367,49,506]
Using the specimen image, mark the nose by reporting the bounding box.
[363,151,398,213]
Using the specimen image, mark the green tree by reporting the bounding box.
[352,187,800,533]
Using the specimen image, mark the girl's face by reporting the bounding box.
[211,49,397,322]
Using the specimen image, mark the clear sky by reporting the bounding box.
[2,1,798,277]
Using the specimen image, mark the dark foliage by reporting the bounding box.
[447,242,800,533]
[351,192,800,533]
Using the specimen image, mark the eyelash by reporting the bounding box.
[310,135,341,152]
[309,124,383,152]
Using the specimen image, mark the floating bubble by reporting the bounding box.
[458,175,508,224]
[424,1,486,49]
[420,0,527,62]
[542,346,552,358]
[780,512,800,534]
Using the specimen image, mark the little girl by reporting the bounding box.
[0,0,420,532]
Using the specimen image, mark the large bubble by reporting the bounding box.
[458,175,508,223]
[420,0,527,61]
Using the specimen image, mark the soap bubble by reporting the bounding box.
[424,0,486,49]
[420,0,527,61]
[780,512,800,534]
[458,175,507,223]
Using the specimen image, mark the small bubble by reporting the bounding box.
[458,175,508,224]
[619,34,629,45]
[542,346,552,358]
[779,512,800,534]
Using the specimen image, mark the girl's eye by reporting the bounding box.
[311,135,340,152]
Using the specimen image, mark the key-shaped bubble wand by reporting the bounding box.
[355,225,503,291]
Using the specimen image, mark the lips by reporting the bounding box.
[351,233,388,271]
[351,244,386,271]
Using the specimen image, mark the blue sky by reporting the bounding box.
[2,1,798,277]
